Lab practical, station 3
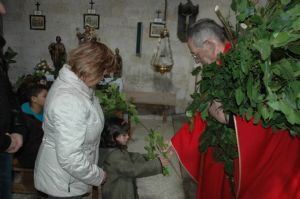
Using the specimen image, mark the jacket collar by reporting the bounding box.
[21,102,44,122]
[58,64,94,99]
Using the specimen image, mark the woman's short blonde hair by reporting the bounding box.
[68,41,116,80]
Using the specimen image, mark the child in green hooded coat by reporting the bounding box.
[99,117,169,199]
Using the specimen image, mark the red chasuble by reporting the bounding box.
[171,113,300,199]
[235,116,300,199]
[171,43,300,198]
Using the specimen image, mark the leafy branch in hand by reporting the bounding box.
[144,128,180,177]
[95,84,139,123]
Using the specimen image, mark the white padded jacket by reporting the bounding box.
[34,65,105,197]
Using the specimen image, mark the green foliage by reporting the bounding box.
[186,0,300,189]
[199,118,238,176]
[95,84,139,123]
[144,129,170,176]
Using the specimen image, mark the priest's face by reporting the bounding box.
[187,38,217,65]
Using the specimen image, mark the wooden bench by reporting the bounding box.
[124,91,176,122]
[12,164,36,194]
[92,186,100,199]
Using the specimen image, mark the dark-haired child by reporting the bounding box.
[99,117,169,199]
[16,84,48,168]
[16,75,47,105]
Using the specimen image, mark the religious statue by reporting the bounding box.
[113,48,122,78]
[76,25,98,44]
[48,36,66,76]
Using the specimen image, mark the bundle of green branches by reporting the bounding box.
[95,84,139,123]
[144,129,170,176]
[186,0,300,188]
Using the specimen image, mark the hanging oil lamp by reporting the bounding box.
[151,28,174,74]
[151,0,174,74]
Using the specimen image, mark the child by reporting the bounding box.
[16,84,48,168]
[16,75,47,105]
[99,117,169,199]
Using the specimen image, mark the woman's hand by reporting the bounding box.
[101,171,107,185]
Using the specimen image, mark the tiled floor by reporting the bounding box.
[12,115,196,199]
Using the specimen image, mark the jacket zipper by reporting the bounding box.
[68,176,72,192]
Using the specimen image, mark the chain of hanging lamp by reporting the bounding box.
[164,0,167,22]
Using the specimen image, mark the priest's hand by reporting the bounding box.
[208,100,227,124]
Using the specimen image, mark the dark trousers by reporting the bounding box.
[0,153,12,199]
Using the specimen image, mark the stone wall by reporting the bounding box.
[2,0,232,112]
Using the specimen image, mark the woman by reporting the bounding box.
[34,41,116,198]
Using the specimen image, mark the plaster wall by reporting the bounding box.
[2,0,232,112]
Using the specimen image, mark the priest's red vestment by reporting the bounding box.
[171,113,300,199]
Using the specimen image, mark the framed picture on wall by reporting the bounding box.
[83,14,100,29]
[30,15,46,30]
[149,22,165,38]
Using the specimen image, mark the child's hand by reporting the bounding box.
[159,156,169,167]
[160,140,174,158]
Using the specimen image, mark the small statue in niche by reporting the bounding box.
[113,48,122,78]
[48,36,67,76]
[76,25,98,44]
[177,0,199,42]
